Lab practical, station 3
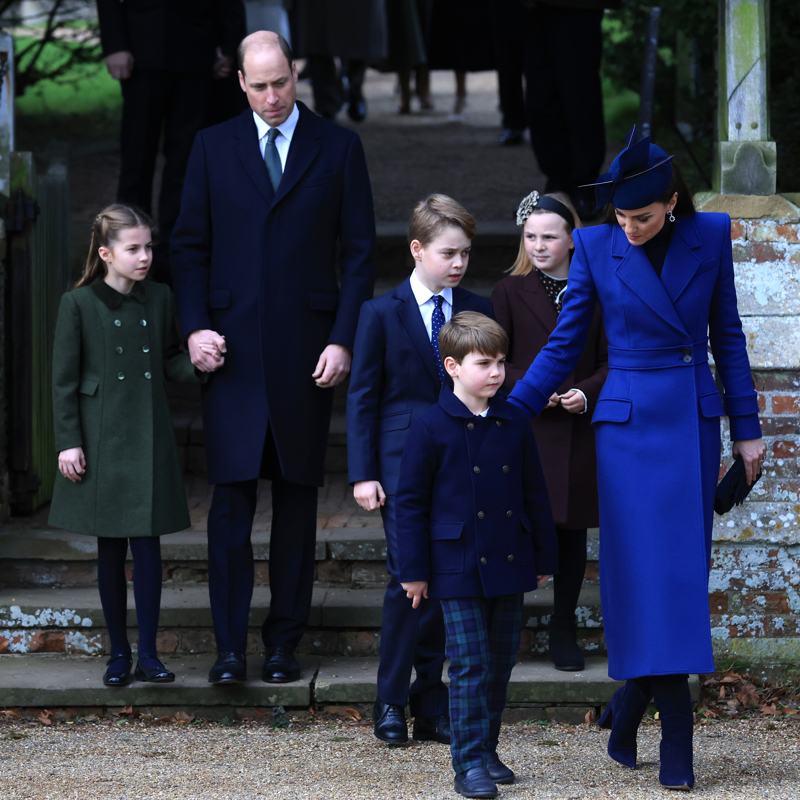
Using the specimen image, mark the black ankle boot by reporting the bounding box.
[597,679,652,769]
[548,622,584,671]
[651,676,695,790]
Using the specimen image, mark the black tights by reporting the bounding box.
[97,537,162,663]
[551,527,587,628]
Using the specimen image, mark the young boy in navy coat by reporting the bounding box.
[397,312,557,799]
[347,195,493,745]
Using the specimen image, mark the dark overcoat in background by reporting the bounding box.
[171,102,376,487]
[492,271,608,529]
[49,280,203,538]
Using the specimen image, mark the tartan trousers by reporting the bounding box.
[440,593,524,775]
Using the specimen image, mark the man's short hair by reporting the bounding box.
[439,312,509,364]
[238,33,293,75]
[408,194,477,247]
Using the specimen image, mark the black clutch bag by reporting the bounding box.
[714,458,762,515]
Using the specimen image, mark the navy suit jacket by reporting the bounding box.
[346,278,493,496]
[171,103,376,486]
[395,390,557,599]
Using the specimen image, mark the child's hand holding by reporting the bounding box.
[401,581,429,609]
[559,389,586,414]
[545,393,560,409]
[353,480,386,511]
[59,447,86,482]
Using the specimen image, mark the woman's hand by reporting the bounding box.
[732,438,767,485]
[58,447,86,482]
[560,389,586,414]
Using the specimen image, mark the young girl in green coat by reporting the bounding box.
[50,204,208,687]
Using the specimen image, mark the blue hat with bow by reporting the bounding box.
[582,126,675,210]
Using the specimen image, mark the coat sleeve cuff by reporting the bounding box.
[724,392,761,417]
[508,381,548,417]
[729,413,763,442]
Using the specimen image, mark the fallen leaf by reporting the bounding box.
[174,711,195,723]
[760,704,779,715]
[0,710,20,719]
[254,708,267,717]
[37,710,53,726]
[324,706,361,721]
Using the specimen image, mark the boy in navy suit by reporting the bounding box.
[397,312,557,798]
[347,195,493,745]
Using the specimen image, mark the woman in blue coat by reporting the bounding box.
[508,130,765,791]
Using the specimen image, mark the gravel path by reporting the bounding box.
[1,717,798,799]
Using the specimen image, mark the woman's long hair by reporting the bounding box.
[508,192,582,276]
[74,204,152,289]
[603,163,695,225]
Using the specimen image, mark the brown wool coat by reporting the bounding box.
[492,271,608,529]
[49,279,205,538]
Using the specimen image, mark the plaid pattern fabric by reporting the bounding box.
[441,594,524,774]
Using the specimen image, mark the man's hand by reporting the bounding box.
[213,47,234,79]
[312,344,352,388]
[559,389,586,414]
[732,437,767,485]
[401,581,429,609]
[106,51,134,81]
[353,480,386,511]
[59,447,86,482]
[545,393,560,409]
[188,329,227,372]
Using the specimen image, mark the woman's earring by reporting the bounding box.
[668,210,676,223]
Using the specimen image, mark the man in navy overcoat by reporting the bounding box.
[171,31,376,684]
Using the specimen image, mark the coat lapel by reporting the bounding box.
[612,225,688,337]
[518,271,558,336]
[233,109,275,206]
[660,216,703,304]
[395,279,441,389]
[271,102,322,209]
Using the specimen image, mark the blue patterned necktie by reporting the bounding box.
[264,127,283,191]
[431,294,447,384]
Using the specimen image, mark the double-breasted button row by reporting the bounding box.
[114,319,147,327]
[474,465,510,474]
[116,345,150,354]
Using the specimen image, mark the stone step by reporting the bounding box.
[0,584,605,658]
[1,653,675,718]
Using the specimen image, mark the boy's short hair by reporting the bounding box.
[439,312,509,364]
[408,194,477,246]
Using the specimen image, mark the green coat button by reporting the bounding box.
[142,346,150,353]
[116,347,123,354]
[118,373,125,380]
[144,372,152,380]
[140,320,147,326]
[114,320,121,327]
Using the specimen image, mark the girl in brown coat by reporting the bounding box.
[491,191,608,671]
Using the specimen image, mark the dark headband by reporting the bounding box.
[516,191,575,230]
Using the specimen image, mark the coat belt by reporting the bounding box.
[607,341,708,370]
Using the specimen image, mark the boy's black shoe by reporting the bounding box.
[412,713,451,744]
[485,754,515,784]
[373,699,408,743]
[454,767,498,798]
[103,654,133,687]
[262,645,301,683]
[208,651,246,684]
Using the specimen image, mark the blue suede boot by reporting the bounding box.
[597,678,652,769]
[651,675,695,791]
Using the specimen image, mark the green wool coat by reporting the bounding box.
[49,279,205,538]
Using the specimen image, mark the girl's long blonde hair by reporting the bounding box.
[508,192,582,276]
[74,204,152,289]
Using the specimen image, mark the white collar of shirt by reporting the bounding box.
[410,269,453,308]
[253,103,299,169]
[477,408,489,417]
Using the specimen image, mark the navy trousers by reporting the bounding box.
[441,593,524,775]
[207,429,318,653]
[377,496,449,717]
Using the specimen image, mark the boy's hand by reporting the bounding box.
[59,447,86,482]
[537,575,552,588]
[559,389,586,414]
[353,480,386,511]
[545,393,560,409]
[401,581,429,609]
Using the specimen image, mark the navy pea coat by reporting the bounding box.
[171,102,376,486]
[509,213,762,680]
[396,390,558,599]
[346,277,493,496]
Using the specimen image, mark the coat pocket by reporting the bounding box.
[379,411,412,433]
[430,522,464,574]
[78,379,98,396]
[699,391,725,418]
[592,397,632,424]
[208,290,231,309]
[309,292,339,312]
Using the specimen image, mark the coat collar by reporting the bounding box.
[519,270,558,334]
[91,278,147,308]
[438,386,514,420]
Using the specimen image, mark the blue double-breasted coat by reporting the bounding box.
[509,212,761,679]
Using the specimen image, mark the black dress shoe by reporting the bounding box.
[135,657,175,683]
[412,713,450,744]
[548,624,585,671]
[262,645,301,683]
[103,654,133,687]
[454,767,497,798]
[208,651,246,684]
[485,753,514,784]
[347,93,367,122]
[373,698,408,744]
[499,128,524,146]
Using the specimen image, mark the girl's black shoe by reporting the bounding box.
[135,657,175,683]
[103,654,133,687]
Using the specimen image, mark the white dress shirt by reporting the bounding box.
[410,269,453,340]
[253,103,300,170]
